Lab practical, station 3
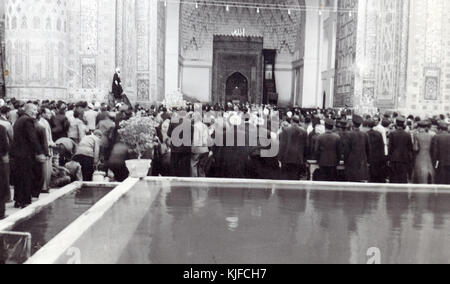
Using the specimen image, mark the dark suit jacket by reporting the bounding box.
[0,125,9,158]
[96,111,110,126]
[36,122,49,156]
[337,129,350,161]
[168,116,192,154]
[388,129,413,164]
[431,132,450,166]
[51,113,70,141]
[11,114,44,159]
[367,130,385,164]
[315,131,341,167]
[345,129,370,181]
[279,125,307,165]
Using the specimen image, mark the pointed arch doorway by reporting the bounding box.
[226,72,248,103]
[212,35,264,104]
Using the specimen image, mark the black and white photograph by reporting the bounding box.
[0,0,450,270]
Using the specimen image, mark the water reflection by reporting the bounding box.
[427,192,450,229]
[7,187,112,262]
[118,180,450,264]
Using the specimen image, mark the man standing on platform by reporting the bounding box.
[315,119,341,182]
[112,68,123,101]
[344,115,370,182]
[388,116,413,184]
[431,122,450,184]
[11,104,46,208]
[278,116,307,180]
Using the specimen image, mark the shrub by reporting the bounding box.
[118,116,159,159]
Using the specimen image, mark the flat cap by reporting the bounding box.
[418,120,431,128]
[396,116,406,125]
[438,121,448,129]
[352,115,363,125]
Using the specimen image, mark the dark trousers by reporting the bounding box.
[281,163,303,181]
[170,152,191,177]
[73,155,94,181]
[0,162,6,217]
[14,158,35,205]
[32,160,44,198]
[390,162,410,184]
[0,162,10,206]
[108,164,129,182]
[370,161,387,183]
[319,166,338,182]
[437,166,450,185]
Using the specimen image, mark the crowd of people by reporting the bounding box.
[0,96,449,220]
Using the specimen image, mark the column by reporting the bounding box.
[165,1,181,97]
[301,0,322,108]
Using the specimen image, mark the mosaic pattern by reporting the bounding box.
[117,0,166,103]
[5,0,67,100]
[180,0,303,61]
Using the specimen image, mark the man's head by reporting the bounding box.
[93,130,103,139]
[396,116,406,129]
[418,120,431,129]
[352,115,363,128]
[24,103,38,119]
[0,106,10,116]
[438,121,448,132]
[40,107,52,120]
[325,118,335,130]
[291,116,300,125]
[116,67,121,74]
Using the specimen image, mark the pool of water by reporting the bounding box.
[116,180,450,264]
[3,187,112,263]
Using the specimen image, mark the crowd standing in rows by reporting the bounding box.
[0,97,449,219]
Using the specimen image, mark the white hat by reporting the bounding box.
[0,99,4,107]
[88,103,94,109]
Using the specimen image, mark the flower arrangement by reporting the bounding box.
[118,116,159,159]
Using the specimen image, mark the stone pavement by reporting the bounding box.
[3,188,58,220]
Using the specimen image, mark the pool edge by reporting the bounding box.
[25,178,140,264]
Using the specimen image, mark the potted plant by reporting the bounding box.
[118,115,159,178]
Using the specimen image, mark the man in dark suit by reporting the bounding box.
[344,115,370,182]
[366,119,387,183]
[388,116,413,184]
[112,68,123,100]
[278,116,307,180]
[335,120,350,181]
[51,105,70,141]
[11,104,46,208]
[168,110,192,177]
[315,119,341,181]
[0,125,9,219]
[431,122,450,184]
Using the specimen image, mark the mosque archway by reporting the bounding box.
[226,72,249,103]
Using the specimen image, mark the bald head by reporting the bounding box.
[24,103,38,119]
